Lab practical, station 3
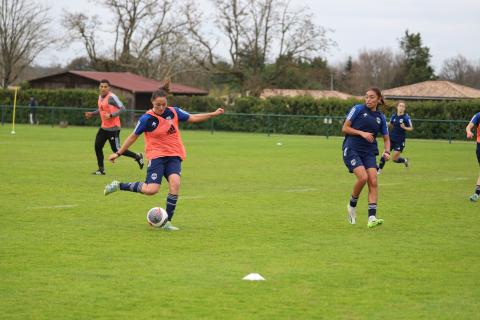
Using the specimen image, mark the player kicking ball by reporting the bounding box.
[103,80,224,230]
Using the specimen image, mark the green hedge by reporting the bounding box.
[0,89,99,108]
[1,89,479,140]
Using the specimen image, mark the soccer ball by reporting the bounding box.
[146,207,168,227]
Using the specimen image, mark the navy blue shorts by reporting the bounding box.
[477,143,480,165]
[343,147,377,173]
[390,139,405,152]
[145,156,182,184]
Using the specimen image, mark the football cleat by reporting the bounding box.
[347,204,356,225]
[136,153,144,170]
[161,221,179,231]
[104,180,120,196]
[367,217,384,229]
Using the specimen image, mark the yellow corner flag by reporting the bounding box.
[11,86,19,135]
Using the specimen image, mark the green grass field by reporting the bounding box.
[1,124,479,319]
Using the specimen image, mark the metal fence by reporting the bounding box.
[1,105,471,143]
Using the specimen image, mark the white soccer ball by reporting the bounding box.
[146,207,168,227]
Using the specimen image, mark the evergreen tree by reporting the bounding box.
[399,30,435,84]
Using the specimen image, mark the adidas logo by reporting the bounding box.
[167,125,177,135]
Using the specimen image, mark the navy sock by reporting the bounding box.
[379,156,386,169]
[166,193,178,221]
[476,185,480,196]
[349,195,358,208]
[394,157,405,163]
[368,203,377,217]
[119,182,144,193]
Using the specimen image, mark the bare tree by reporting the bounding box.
[63,0,188,78]
[0,0,54,88]
[332,49,403,95]
[62,13,101,67]
[185,0,333,94]
[440,55,480,88]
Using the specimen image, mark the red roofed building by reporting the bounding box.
[28,71,208,109]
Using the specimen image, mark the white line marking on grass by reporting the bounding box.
[442,177,469,181]
[285,188,318,193]
[29,204,79,210]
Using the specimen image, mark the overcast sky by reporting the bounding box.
[37,0,480,72]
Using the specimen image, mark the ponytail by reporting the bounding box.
[151,78,171,100]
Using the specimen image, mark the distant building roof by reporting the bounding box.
[260,88,358,100]
[29,71,208,95]
[383,80,480,100]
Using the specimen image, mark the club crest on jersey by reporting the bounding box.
[166,116,172,120]
[152,121,157,128]
[351,159,356,166]
[376,117,381,124]
[151,173,158,180]
[363,113,368,117]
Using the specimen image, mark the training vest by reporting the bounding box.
[477,125,480,143]
[144,108,186,160]
[98,92,121,129]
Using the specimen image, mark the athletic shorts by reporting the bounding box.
[477,143,480,165]
[343,147,377,173]
[145,156,182,184]
[390,139,406,152]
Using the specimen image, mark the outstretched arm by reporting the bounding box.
[187,108,224,123]
[108,133,140,163]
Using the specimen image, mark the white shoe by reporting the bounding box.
[162,221,179,231]
[347,204,356,225]
[377,169,382,175]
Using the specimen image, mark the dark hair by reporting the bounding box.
[99,79,110,85]
[366,87,388,112]
[151,78,171,100]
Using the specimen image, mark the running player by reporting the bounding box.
[378,101,413,173]
[103,81,224,230]
[342,87,390,228]
[85,79,144,175]
[466,112,480,202]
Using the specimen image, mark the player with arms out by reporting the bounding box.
[342,87,390,228]
[103,80,224,230]
[466,112,480,202]
[85,79,144,175]
[378,101,413,173]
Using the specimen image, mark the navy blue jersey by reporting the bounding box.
[134,107,190,135]
[471,112,480,126]
[343,104,388,155]
[389,113,412,142]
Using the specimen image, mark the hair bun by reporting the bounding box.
[160,78,171,93]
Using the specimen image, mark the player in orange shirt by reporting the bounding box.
[103,80,224,230]
[466,112,480,202]
[85,79,143,175]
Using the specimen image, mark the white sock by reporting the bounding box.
[368,216,377,222]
